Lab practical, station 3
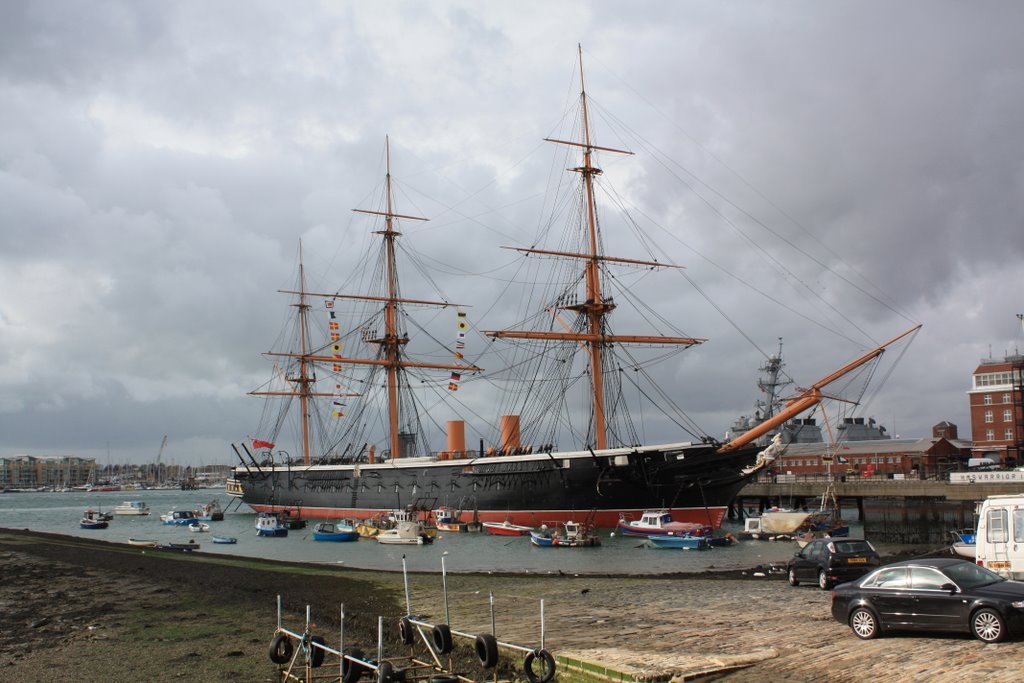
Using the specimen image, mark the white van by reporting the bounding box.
[975,494,1024,580]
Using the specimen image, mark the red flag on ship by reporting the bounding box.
[252,439,275,450]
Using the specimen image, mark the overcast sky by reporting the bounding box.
[2,1,1022,466]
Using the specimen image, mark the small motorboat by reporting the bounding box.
[530,520,601,548]
[211,536,237,544]
[312,521,359,542]
[127,538,158,547]
[160,510,197,525]
[255,512,288,537]
[433,507,468,532]
[80,509,109,529]
[648,534,710,550]
[275,509,306,530]
[193,499,224,521]
[377,521,433,545]
[113,501,151,516]
[617,510,710,538]
[189,522,210,533]
[482,520,533,536]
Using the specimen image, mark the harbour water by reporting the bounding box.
[0,488,917,575]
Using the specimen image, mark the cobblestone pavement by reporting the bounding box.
[406,571,1024,682]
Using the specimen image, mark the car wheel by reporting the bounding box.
[788,567,799,586]
[818,569,832,590]
[971,608,1007,643]
[850,607,879,640]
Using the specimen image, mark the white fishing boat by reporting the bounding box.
[113,501,150,516]
[376,521,433,545]
[255,512,288,537]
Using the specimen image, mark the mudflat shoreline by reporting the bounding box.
[1,528,1020,682]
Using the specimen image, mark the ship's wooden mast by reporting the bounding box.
[297,249,312,464]
[717,324,922,454]
[484,46,702,451]
[266,138,481,459]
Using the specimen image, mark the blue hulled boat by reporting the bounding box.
[312,521,359,542]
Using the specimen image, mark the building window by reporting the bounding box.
[1004,394,1012,404]
[1005,410,1013,422]
[985,411,994,423]
[1006,429,1014,441]
[986,429,995,441]
[984,394,993,405]
[976,371,1016,388]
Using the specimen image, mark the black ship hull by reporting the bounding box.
[228,440,768,528]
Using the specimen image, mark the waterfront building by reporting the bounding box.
[968,353,1024,466]
[767,423,971,480]
[0,455,97,489]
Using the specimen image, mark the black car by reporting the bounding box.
[787,538,881,590]
[830,558,1024,643]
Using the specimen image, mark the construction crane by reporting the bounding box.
[153,435,168,485]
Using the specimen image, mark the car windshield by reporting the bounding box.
[833,541,872,554]
[943,561,1004,589]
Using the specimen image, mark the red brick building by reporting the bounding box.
[968,354,1024,466]
[770,431,970,481]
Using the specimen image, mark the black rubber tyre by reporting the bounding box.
[399,616,415,645]
[524,648,556,683]
[309,635,327,668]
[475,633,499,668]
[849,607,879,640]
[971,608,1007,643]
[788,567,799,586]
[342,646,366,683]
[818,569,832,590]
[432,624,453,654]
[268,633,293,664]
[377,661,394,683]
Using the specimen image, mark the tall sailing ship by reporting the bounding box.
[227,49,919,528]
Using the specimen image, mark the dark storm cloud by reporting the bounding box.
[1,1,1021,464]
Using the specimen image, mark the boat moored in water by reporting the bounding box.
[312,521,359,542]
[255,512,288,537]
[376,521,433,545]
[617,510,712,539]
[193,499,224,521]
[530,520,601,548]
[113,501,150,516]
[483,520,534,537]
[648,535,710,550]
[160,510,197,525]
[212,536,238,544]
[80,508,109,529]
